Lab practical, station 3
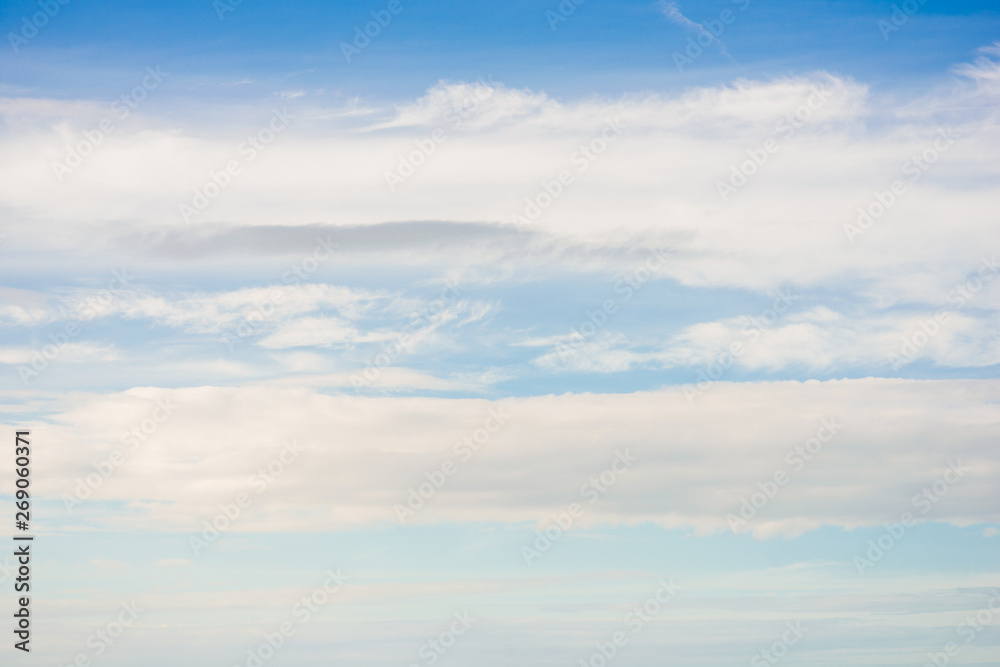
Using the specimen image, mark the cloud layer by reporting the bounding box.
[11,378,996,538]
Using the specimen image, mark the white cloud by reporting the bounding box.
[263,367,494,392]
[4,284,497,355]
[952,41,1000,85]
[83,284,394,333]
[370,79,554,130]
[531,301,1000,374]
[0,343,118,364]
[257,316,371,349]
[89,558,127,570]
[2,53,996,305]
[533,331,669,373]
[0,289,54,325]
[17,379,1000,537]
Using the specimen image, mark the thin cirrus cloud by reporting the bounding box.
[533,308,1000,373]
[2,283,404,333]
[0,343,118,364]
[657,0,731,59]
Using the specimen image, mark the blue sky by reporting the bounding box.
[4,0,1000,99]
[1,0,1000,665]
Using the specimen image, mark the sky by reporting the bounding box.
[1,0,999,665]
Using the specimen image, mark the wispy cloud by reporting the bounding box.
[658,0,731,58]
